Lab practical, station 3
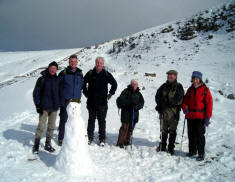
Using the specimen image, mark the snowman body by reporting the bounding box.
[55,102,94,176]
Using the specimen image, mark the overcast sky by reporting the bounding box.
[0,0,228,52]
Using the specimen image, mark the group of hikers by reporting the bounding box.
[32,54,213,161]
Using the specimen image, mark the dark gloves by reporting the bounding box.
[83,92,88,98]
[36,105,43,114]
[155,105,161,112]
[132,100,137,107]
[130,97,138,111]
[205,117,210,127]
[168,98,175,107]
[107,94,112,100]
[183,109,189,115]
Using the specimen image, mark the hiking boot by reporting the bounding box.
[156,143,166,152]
[88,137,93,145]
[58,139,63,146]
[45,139,55,153]
[32,138,40,154]
[99,139,105,147]
[168,132,176,156]
[196,154,204,161]
[157,131,168,152]
[168,149,175,155]
[186,152,197,157]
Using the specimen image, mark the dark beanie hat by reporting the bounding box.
[48,61,58,69]
[192,71,202,80]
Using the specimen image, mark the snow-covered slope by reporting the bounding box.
[0,1,235,181]
[0,48,81,88]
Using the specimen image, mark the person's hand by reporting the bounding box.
[205,117,210,127]
[132,100,137,107]
[107,94,112,100]
[183,109,189,115]
[36,105,43,114]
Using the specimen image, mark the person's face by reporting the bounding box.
[69,58,78,69]
[192,77,201,85]
[48,66,57,75]
[167,74,177,83]
[96,59,104,72]
[131,81,138,91]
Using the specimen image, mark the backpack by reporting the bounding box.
[37,76,46,104]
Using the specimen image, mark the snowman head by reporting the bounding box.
[66,101,81,117]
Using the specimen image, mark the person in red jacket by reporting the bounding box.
[182,71,213,161]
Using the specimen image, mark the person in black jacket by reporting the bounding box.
[155,70,184,155]
[83,57,117,146]
[116,79,145,148]
[32,61,60,154]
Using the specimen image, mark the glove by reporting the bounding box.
[205,117,210,127]
[107,94,112,100]
[183,109,189,115]
[155,105,160,111]
[168,99,175,107]
[132,100,137,107]
[36,105,43,114]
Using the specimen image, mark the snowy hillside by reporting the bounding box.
[0,1,235,181]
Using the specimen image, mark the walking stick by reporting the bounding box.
[130,108,135,150]
[159,114,163,151]
[178,117,186,162]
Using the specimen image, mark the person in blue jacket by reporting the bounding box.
[58,54,84,146]
[32,61,60,154]
[83,57,117,146]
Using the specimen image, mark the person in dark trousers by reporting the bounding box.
[83,57,117,146]
[116,79,144,148]
[182,71,213,161]
[32,61,60,154]
[155,70,184,155]
[58,54,84,146]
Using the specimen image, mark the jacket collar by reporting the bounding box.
[92,67,105,75]
[166,80,177,86]
[191,83,205,89]
[66,66,82,74]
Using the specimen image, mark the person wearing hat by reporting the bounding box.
[182,71,213,161]
[116,79,144,148]
[32,61,60,154]
[155,70,184,155]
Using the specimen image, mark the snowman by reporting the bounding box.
[55,101,95,176]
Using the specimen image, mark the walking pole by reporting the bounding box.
[178,117,186,162]
[130,108,135,150]
[159,114,163,151]
[205,125,209,153]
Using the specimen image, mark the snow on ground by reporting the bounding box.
[0,1,235,182]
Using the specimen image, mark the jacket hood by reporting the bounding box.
[127,85,140,92]
[40,69,57,77]
[40,69,49,76]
